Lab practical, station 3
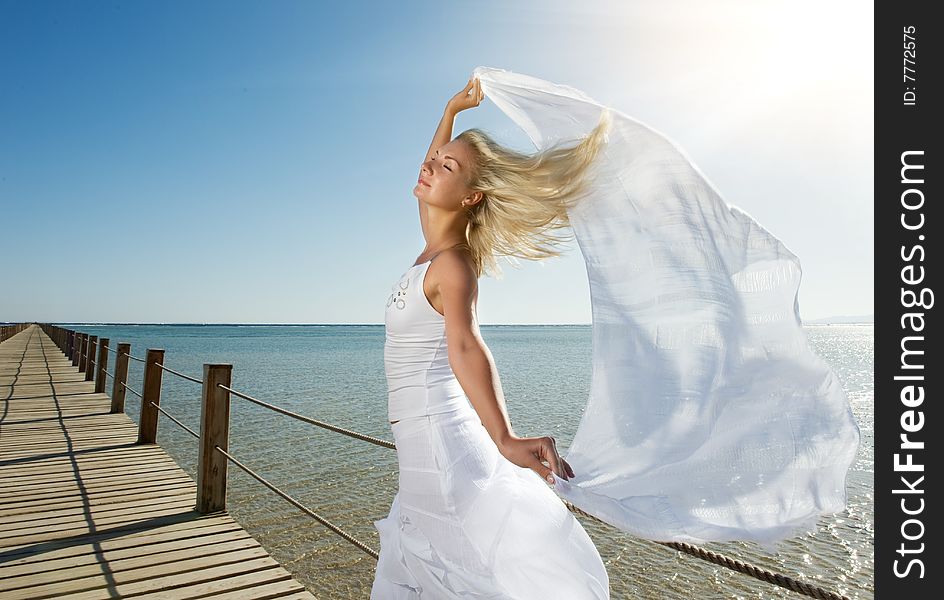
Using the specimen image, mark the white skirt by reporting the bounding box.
[371,402,610,599]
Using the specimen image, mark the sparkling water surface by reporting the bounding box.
[68,323,873,599]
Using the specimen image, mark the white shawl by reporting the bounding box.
[471,66,859,547]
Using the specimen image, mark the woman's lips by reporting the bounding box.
[418,178,430,187]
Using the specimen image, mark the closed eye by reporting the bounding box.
[433,150,455,171]
[430,157,452,172]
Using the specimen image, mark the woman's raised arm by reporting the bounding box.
[418,108,456,240]
[418,78,484,241]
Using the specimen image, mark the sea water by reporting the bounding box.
[66,323,873,599]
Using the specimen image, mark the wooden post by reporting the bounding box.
[76,332,83,366]
[68,330,74,363]
[137,349,165,445]
[85,336,98,382]
[111,343,131,413]
[78,334,87,372]
[95,338,109,394]
[197,363,233,514]
[81,334,89,371]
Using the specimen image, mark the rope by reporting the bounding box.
[212,381,848,600]
[559,501,848,600]
[156,362,204,385]
[63,333,848,599]
[217,384,395,449]
[212,444,378,559]
[119,380,143,399]
[123,351,146,363]
[660,541,847,600]
[148,400,200,438]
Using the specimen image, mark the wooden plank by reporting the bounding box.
[0,500,199,545]
[1,543,273,594]
[0,513,244,559]
[90,562,301,600]
[191,578,311,600]
[0,457,184,480]
[1,550,277,599]
[0,494,198,527]
[0,461,181,482]
[0,325,318,599]
[0,517,246,565]
[0,470,194,497]
[0,481,196,514]
[0,534,260,584]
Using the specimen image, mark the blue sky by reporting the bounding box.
[1,0,873,324]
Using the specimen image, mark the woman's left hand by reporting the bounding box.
[498,434,575,484]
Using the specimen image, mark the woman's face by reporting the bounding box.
[414,139,479,210]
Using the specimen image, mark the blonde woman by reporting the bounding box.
[373,77,611,598]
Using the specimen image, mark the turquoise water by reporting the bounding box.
[66,323,873,599]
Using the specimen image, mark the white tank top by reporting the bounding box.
[384,256,470,421]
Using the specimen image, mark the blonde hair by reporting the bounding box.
[455,109,612,279]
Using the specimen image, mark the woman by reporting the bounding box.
[372,77,611,599]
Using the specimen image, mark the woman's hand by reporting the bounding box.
[447,77,485,114]
[498,434,575,484]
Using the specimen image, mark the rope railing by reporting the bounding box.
[147,400,200,439]
[120,380,144,399]
[213,381,849,600]
[557,497,848,600]
[123,351,146,364]
[212,443,379,559]
[658,541,847,600]
[47,326,850,600]
[156,362,203,386]
[217,384,395,449]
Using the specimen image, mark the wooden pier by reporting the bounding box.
[0,324,318,599]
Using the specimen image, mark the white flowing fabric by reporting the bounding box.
[471,65,860,547]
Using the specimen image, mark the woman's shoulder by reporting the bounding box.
[429,247,478,289]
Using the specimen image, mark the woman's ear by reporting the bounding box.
[466,191,484,207]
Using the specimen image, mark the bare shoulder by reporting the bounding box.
[426,247,478,320]
[431,248,476,289]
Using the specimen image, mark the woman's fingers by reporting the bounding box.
[543,436,568,482]
[449,77,484,112]
[548,436,567,479]
[499,434,570,484]
[562,457,575,478]
[467,78,483,105]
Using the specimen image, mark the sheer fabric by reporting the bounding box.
[471,65,859,546]
[372,404,609,598]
